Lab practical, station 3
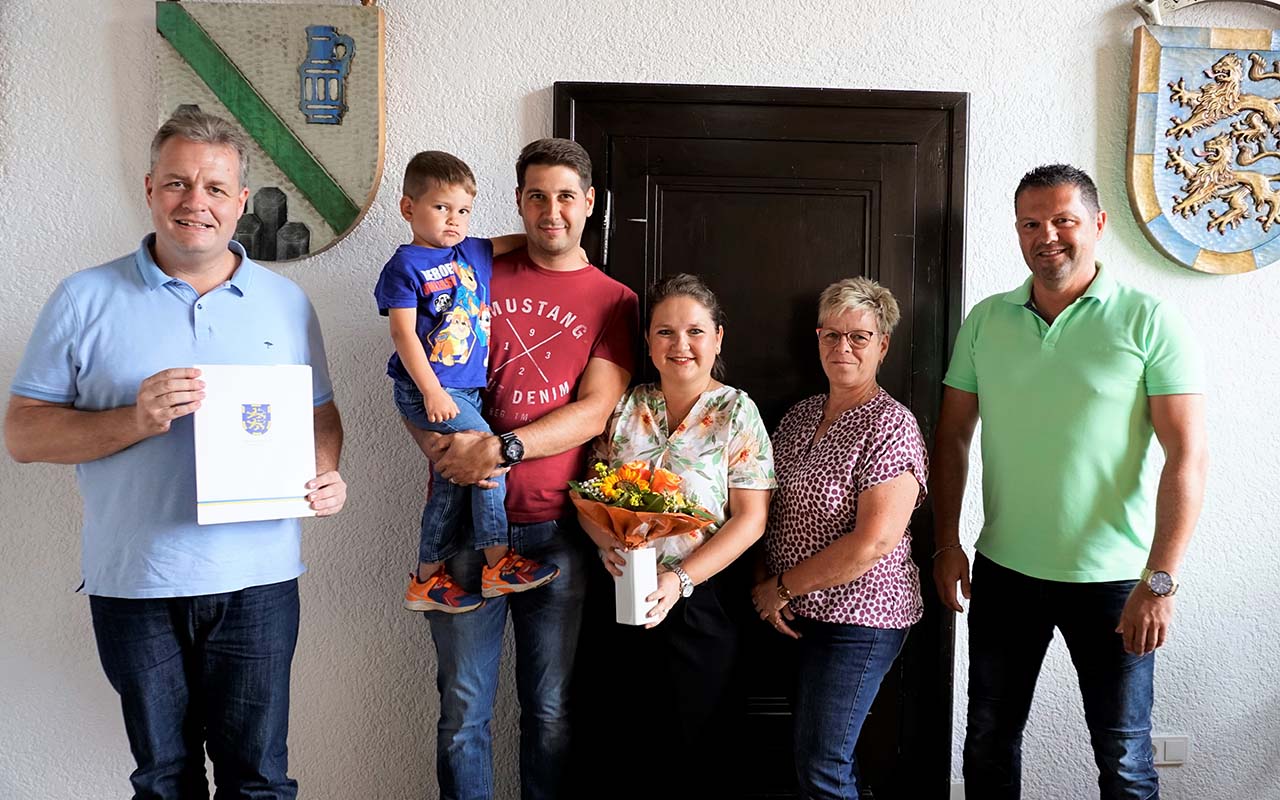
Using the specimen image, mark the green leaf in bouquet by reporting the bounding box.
[640,493,667,513]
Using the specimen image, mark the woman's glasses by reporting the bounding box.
[816,328,881,350]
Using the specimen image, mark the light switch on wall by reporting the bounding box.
[1153,735,1190,766]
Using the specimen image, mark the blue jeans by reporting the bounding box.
[393,380,508,561]
[89,579,300,800]
[791,616,908,800]
[426,518,588,800]
[964,554,1159,800]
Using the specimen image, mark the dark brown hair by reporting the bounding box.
[516,138,592,192]
[1015,163,1101,214]
[403,151,477,199]
[646,273,726,380]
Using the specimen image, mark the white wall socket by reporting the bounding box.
[1152,735,1190,766]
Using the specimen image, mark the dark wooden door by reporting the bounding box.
[557,83,966,798]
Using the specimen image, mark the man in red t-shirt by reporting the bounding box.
[424,139,638,800]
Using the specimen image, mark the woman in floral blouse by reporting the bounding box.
[752,277,928,800]
[581,273,775,798]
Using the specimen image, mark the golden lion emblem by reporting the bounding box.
[1166,52,1280,235]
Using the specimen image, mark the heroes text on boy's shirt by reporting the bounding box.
[484,249,638,524]
[373,239,494,389]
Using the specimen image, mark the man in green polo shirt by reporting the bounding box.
[932,164,1207,799]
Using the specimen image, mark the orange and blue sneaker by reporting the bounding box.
[403,570,485,614]
[481,550,560,598]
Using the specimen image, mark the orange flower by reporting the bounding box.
[619,461,651,483]
[733,448,752,465]
[651,468,682,493]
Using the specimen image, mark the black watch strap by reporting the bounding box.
[498,431,524,467]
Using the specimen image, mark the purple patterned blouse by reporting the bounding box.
[764,389,928,628]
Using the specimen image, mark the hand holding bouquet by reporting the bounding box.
[569,461,714,624]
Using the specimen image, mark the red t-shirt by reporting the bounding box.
[484,249,639,523]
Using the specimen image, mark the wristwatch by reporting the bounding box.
[776,573,794,604]
[497,431,524,467]
[1140,568,1179,597]
[671,566,694,598]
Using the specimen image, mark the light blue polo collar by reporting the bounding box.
[133,235,256,295]
[1000,262,1116,307]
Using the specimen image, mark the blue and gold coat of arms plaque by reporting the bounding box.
[1128,25,1280,274]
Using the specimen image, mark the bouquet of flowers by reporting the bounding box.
[569,460,714,547]
[569,461,715,624]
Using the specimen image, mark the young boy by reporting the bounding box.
[375,151,559,613]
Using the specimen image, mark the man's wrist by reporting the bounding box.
[1139,567,1179,597]
[932,543,963,559]
[483,433,503,466]
[497,430,525,467]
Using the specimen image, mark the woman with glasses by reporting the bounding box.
[751,277,928,800]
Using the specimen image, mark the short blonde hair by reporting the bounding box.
[817,277,901,335]
[151,109,251,189]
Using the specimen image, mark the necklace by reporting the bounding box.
[822,382,878,424]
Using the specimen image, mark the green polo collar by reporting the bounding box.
[1000,262,1116,307]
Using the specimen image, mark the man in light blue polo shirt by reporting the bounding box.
[931,165,1207,799]
[5,110,347,799]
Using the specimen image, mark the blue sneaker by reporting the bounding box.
[403,571,485,613]
[481,550,560,598]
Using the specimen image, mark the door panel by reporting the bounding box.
[557,83,966,799]
[608,136,916,427]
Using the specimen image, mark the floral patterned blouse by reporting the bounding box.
[594,383,777,567]
[764,389,928,628]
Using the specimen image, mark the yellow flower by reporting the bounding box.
[599,474,621,499]
[600,470,649,500]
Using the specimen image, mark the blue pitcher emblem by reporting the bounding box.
[241,404,271,436]
[299,25,355,124]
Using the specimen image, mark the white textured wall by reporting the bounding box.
[1,1,1277,798]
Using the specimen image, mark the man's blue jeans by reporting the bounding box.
[426,518,588,800]
[393,379,508,561]
[964,554,1159,800]
[791,616,908,800]
[89,579,300,800]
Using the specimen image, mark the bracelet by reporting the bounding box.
[931,543,963,559]
[775,573,793,603]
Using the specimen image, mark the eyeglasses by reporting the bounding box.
[816,328,881,350]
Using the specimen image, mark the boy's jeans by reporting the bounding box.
[963,553,1159,800]
[393,380,508,562]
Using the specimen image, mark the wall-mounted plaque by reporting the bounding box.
[1127,24,1280,273]
[156,1,385,261]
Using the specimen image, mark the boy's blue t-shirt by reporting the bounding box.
[373,238,494,389]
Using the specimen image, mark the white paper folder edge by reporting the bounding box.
[197,496,314,526]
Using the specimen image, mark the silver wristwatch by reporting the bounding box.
[671,566,694,598]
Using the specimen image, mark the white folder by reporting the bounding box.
[193,364,316,525]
